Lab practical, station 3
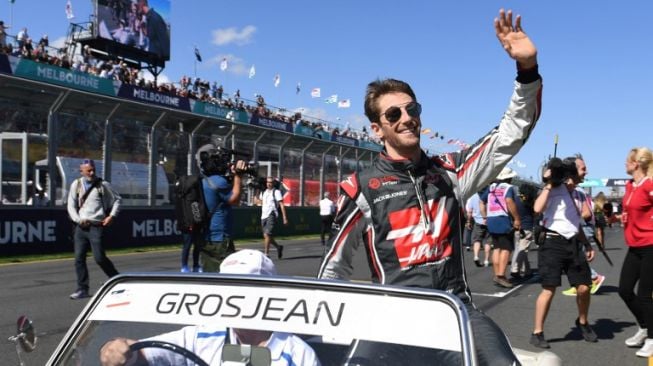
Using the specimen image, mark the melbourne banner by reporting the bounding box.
[191,100,249,124]
[332,134,359,147]
[118,84,191,111]
[10,56,116,96]
[293,123,316,138]
[249,113,293,133]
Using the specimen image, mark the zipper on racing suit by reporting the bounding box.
[407,170,430,230]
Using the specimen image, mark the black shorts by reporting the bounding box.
[490,233,514,251]
[537,235,592,288]
[471,224,490,244]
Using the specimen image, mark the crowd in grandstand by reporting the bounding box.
[0,22,379,145]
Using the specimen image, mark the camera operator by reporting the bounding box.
[196,144,248,272]
[530,157,596,349]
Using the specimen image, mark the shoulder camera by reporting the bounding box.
[197,144,258,178]
[543,157,577,187]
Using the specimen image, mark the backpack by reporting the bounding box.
[174,175,209,233]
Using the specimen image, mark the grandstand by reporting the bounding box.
[0,17,382,254]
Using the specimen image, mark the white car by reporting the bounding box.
[11,273,560,365]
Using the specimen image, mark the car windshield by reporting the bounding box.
[50,275,472,366]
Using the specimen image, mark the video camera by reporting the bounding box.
[197,144,258,178]
[247,176,281,192]
[543,157,578,187]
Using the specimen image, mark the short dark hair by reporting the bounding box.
[81,159,96,168]
[364,79,417,123]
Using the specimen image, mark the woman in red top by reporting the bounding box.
[618,147,653,358]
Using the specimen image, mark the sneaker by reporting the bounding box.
[474,257,482,267]
[626,328,648,347]
[180,266,190,273]
[635,339,653,357]
[277,245,284,259]
[530,332,550,349]
[493,276,514,288]
[510,272,522,280]
[590,275,605,295]
[484,260,490,267]
[562,287,577,296]
[576,318,598,342]
[192,266,201,273]
[69,290,90,300]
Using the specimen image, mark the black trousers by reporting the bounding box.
[618,245,653,338]
[320,214,333,244]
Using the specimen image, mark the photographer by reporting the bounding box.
[196,144,248,272]
[530,157,596,349]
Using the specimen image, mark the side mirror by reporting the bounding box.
[221,344,271,366]
[15,315,37,352]
[8,316,37,366]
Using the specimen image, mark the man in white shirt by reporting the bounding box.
[319,192,335,245]
[530,157,596,349]
[257,177,288,258]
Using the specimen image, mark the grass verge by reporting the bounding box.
[0,234,320,265]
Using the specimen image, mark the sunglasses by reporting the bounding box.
[380,101,422,124]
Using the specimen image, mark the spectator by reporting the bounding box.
[319,192,335,246]
[466,189,492,267]
[66,159,121,300]
[562,155,606,296]
[530,157,596,349]
[0,21,8,48]
[618,147,653,358]
[256,177,287,258]
[16,27,28,49]
[480,167,521,288]
[38,34,48,47]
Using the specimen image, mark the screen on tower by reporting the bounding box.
[95,0,171,62]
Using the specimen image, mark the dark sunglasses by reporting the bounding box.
[381,101,422,124]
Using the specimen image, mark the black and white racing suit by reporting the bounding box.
[317,69,542,366]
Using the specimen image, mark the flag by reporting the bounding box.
[65,0,75,20]
[325,94,338,104]
[220,57,228,71]
[248,65,255,79]
[296,82,301,94]
[311,88,321,98]
[337,99,351,108]
[194,47,202,62]
[273,74,280,87]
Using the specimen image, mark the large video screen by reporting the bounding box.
[95,0,171,61]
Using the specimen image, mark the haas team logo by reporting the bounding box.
[386,196,452,268]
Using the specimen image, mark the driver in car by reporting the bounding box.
[99,250,321,366]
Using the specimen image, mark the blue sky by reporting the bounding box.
[2,1,652,184]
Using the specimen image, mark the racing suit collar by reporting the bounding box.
[379,149,430,174]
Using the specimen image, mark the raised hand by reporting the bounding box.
[494,8,537,69]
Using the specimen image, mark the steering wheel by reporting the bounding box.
[129,340,209,366]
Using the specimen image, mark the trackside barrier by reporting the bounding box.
[0,206,321,256]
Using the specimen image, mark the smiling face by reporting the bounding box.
[370,92,422,161]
